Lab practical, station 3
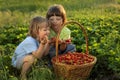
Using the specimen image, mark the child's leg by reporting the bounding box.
[49,46,62,58]
[63,44,76,53]
[20,55,35,80]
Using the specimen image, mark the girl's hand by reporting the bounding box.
[40,36,48,45]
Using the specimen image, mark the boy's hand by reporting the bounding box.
[50,37,56,43]
[50,37,61,46]
[59,41,67,51]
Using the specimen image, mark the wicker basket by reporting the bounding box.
[51,21,97,80]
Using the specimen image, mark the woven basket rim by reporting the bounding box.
[53,21,97,67]
[51,53,97,67]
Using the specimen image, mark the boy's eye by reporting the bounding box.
[56,18,61,20]
[49,19,53,21]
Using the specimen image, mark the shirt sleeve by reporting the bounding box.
[60,27,71,40]
[49,29,56,39]
[23,42,38,54]
[49,27,71,40]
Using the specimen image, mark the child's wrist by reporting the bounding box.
[41,42,46,45]
[32,52,38,59]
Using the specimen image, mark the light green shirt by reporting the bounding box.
[49,27,71,40]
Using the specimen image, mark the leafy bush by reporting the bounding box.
[68,15,120,79]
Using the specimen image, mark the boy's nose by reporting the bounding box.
[52,19,57,23]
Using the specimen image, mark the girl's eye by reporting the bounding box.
[44,29,47,31]
[56,18,62,21]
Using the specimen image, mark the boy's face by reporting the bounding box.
[49,16,63,33]
[38,22,50,40]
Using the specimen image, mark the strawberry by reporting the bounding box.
[65,39,71,44]
[54,52,94,65]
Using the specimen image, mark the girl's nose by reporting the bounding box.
[47,30,50,35]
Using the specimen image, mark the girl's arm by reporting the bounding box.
[43,42,50,56]
[32,36,48,59]
[32,43,45,59]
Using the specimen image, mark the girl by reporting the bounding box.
[46,4,76,59]
[12,16,50,80]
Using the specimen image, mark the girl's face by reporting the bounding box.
[38,22,50,40]
[49,16,63,33]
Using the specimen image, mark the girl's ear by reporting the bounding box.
[37,28,41,33]
[36,30,40,41]
[35,30,39,37]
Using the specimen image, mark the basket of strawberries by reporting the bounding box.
[51,21,97,80]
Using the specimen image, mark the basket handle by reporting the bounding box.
[55,21,89,58]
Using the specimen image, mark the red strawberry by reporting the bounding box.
[65,39,71,44]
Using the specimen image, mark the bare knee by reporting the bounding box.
[23,54,35,64]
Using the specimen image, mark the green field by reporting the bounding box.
[0,0,120,80]
[0,0,120,26]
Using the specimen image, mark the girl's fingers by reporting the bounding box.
[41,36,48,45]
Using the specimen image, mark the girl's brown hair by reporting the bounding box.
[28,16,46,39]
[46,4,67,24]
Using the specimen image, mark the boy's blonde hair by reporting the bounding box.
[28,16,47,39]
[46,4,67,25]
